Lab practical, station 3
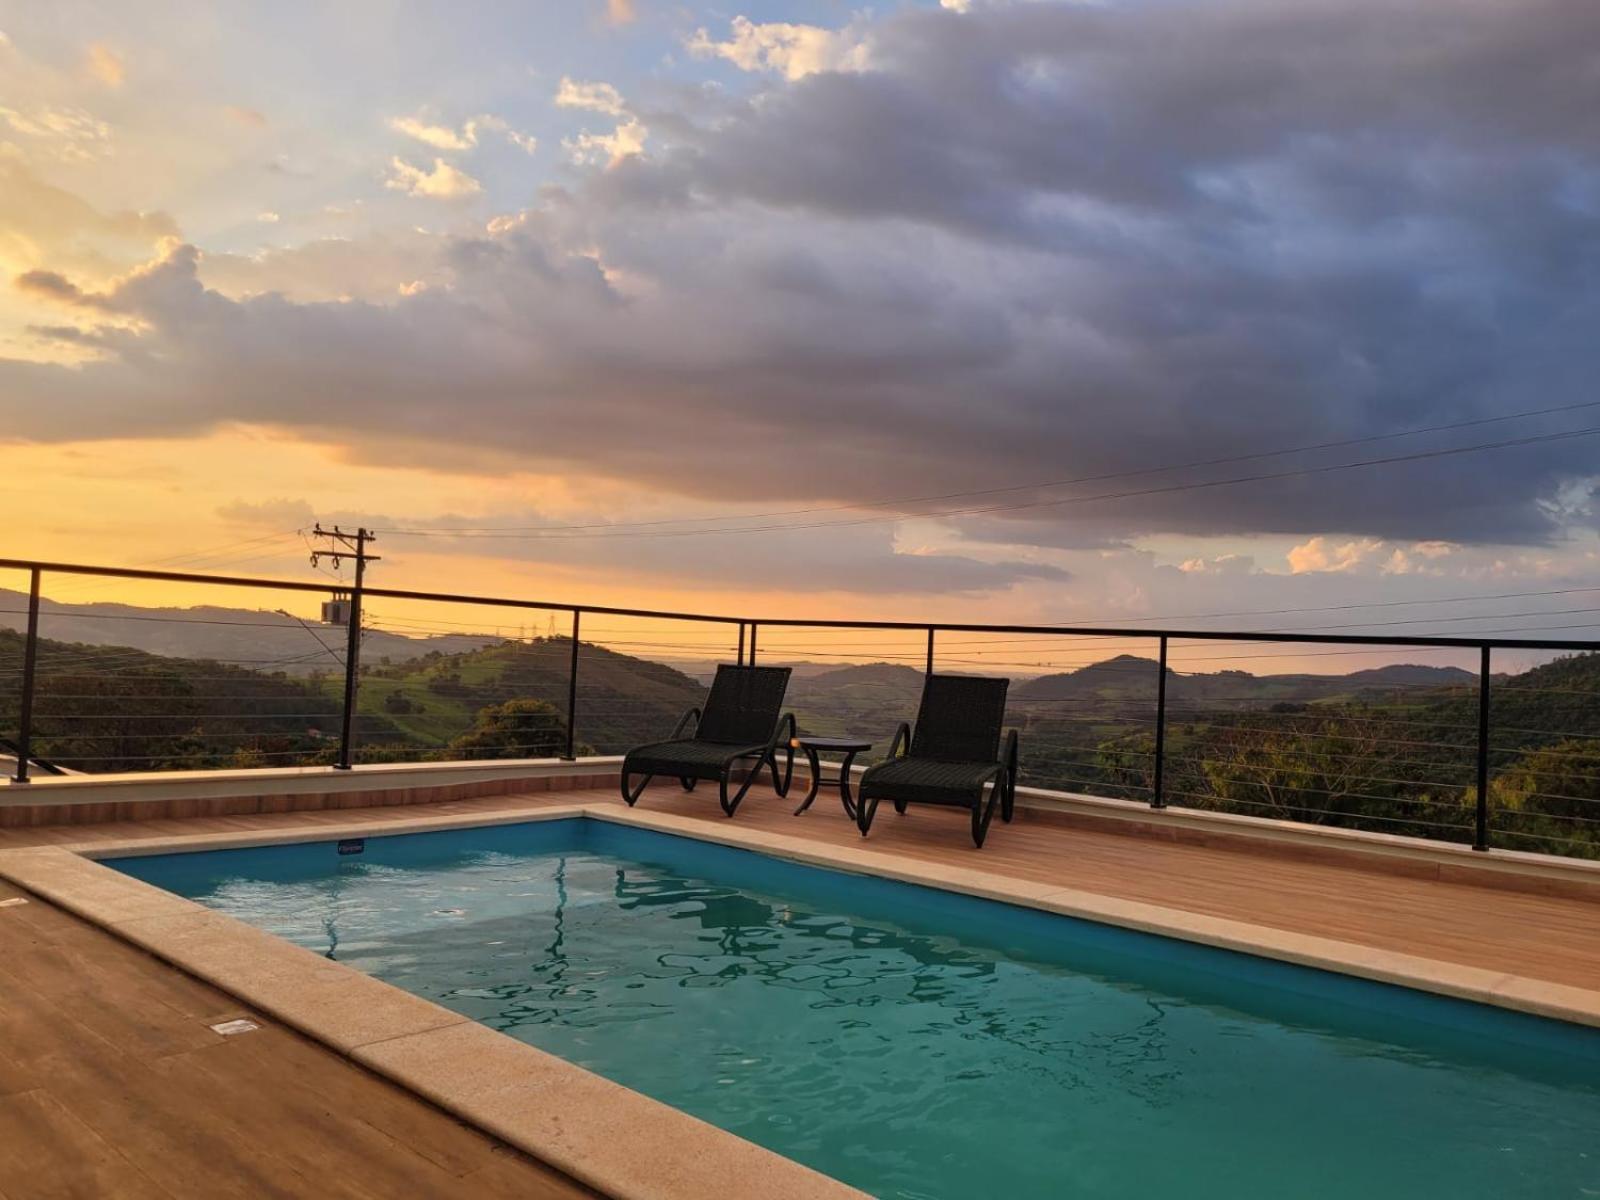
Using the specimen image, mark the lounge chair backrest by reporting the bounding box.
[696,665,793,745]
[912,674,1010,763]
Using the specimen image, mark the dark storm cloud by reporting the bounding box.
[5,0,1599,554]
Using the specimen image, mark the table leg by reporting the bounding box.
[793,746,823,815]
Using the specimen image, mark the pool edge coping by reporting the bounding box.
[23,798,1600,1031]
[3,798,1599,1197]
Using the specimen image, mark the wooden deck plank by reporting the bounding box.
[0,1091,172,1200]
[0,889,595,1200]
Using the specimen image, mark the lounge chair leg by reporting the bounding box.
[621,771,654,807]
[680,776,697,792]
[971,788,999,848]
[721,765,760,816]
[893,799,908,815]
[768,744,795,798]
[857,795,880,837]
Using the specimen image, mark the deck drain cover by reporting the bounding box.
[0,897,28,908]
[209,1019,261,1037]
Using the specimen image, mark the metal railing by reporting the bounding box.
[5,556,1600,857]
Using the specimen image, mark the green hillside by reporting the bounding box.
[354,637,706,755]
[786,662,926,745]
[0,627,415,772]
[1080,652,1600,857]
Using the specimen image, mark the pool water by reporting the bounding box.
[112,820,1600,1200]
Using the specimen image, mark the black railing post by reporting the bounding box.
[749,623,758,665]
[926,627,935,675]
[12,568,41,784]
[1475,644,1491,851]
[564,609,580,760]
[737,622,746,666]
[1151,636,1168,809]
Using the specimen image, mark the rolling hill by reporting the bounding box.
[355,636,707,755]
[0,588,498,676]
[1013,656,1477,707]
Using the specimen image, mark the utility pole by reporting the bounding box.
[307,525,379,770]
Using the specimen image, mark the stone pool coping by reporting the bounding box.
[3,801,1599,1199]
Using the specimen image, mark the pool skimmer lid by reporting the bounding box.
[209,1018,261,1037]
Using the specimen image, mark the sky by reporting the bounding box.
[1,0,1598,669]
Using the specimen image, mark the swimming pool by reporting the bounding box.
[110,819,1600,1200]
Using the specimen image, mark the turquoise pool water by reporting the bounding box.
[111,820,1600,1199]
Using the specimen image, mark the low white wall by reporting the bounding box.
[0,755,624,811]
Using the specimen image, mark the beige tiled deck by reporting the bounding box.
[3,779,1600,1198]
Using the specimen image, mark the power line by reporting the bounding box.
[379,424,1600,541]
[36,531,303,603]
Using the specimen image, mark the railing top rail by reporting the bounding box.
[4,556,1600,653]
[0,557,742,625]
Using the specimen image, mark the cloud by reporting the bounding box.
[0,157,177,290]
[15,269,89,305]
[554,78,626,117]
[687,16,870,81]
[225,105,268,127]
[224,501,1068,595]
[554,79,643,166]
[85,43,124,87]
[390,114,478,151]
[0,103,112,161]
[256,211,280,224]
[5,0,1600,566]
[1287,537,1387,575]
[604,0,636,27]
[216,497,317,528]
[390,112,537,156]
[563,118,646,167]
[384,156,482,200]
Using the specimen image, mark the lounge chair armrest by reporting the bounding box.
[887,721,912,759]
[771,711,797,749]
[671,706,703,739]
[1002,728,1018,776]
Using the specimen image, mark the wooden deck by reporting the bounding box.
[0,874,595,1200]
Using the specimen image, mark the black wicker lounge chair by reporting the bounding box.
[856,674,1018,848]
[620,664,796,816]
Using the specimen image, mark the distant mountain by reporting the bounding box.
[802,662,927,690]
[1012,657,1477,706]
[1342,665,1481,687]
[1013,655,1160,701]
[0,588,499,675]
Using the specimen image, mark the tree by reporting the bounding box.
[448,698,571,760]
